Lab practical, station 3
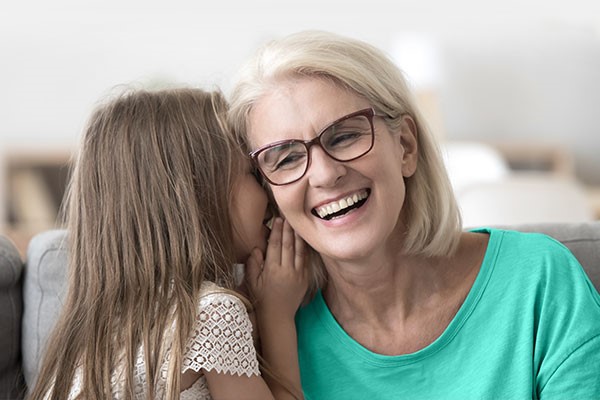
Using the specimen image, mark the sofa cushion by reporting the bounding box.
[21,230,69,389]
[0,235,26,399]
[16,223,600,392]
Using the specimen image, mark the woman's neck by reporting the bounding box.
[321,232,488,333]
[322,250,444,324]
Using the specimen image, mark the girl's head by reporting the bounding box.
[229,30,461,262]
[31,87,270,399]
[69,87,268,291]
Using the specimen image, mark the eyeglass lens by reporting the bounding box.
[257,113,373,185]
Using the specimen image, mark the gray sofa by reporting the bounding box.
[1,223,600,399]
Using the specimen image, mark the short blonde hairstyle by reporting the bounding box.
[229,30,461,261]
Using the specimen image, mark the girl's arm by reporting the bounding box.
[183,218,306,400]
[181,292,278,400]
[246,217,308,400]
[201,370,275,399]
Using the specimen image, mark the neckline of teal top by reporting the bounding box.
[311,227,502,367]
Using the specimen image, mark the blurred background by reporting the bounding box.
[1,0,600,255]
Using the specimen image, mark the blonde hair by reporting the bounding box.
[29,88,245,399]
[228,30,462,287]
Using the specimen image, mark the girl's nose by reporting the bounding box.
[305,146,346,188]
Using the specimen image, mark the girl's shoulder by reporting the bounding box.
[198,281,249,314]
[185,282,260,377]
[199,280,225,296]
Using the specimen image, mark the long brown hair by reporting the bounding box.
[29,87,245,399]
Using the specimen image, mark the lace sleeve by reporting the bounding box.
[182,291,260,377]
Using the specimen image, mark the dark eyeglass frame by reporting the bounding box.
[249,107,382,186]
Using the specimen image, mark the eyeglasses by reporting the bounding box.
[249,108,379,186]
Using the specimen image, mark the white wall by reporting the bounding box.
[415,26,600,184]
[1,0,600,181]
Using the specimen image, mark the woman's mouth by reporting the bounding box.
[312,189,370,221]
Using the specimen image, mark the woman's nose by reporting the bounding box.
[305,145,346,187]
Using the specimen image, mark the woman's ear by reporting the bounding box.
[398,115,418,177]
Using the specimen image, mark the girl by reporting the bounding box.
[28,88,305,399]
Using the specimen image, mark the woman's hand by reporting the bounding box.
[246,217,308,318]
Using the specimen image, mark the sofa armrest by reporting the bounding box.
[21,230,69,389]
[0,235,26,399]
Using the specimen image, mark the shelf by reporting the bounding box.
[486,140,575,177]
[0,147,73,256]
[586,186,600,220]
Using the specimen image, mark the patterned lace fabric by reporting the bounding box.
[66,282,260,399]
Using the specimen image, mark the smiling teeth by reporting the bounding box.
[316,190,369,218]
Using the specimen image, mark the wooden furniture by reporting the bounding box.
[0,147,72,256]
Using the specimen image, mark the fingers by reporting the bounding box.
[294,232,307,272]
[245,248,264,288]
[265,217,283,267]
[264,217,305,273]
[281,219,295,271]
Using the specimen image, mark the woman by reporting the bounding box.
[29,88,305,399]
[229,31,600,399]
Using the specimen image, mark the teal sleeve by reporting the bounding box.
[532,235,600,399]
[539,335,600,399]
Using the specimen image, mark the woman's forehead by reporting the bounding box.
[247,78,368,146]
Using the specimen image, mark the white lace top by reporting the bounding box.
[66,282,260,399]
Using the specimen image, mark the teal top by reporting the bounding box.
[296,228,600,399]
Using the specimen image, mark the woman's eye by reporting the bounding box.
[328,131,362,148]
[275,152,306,170]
